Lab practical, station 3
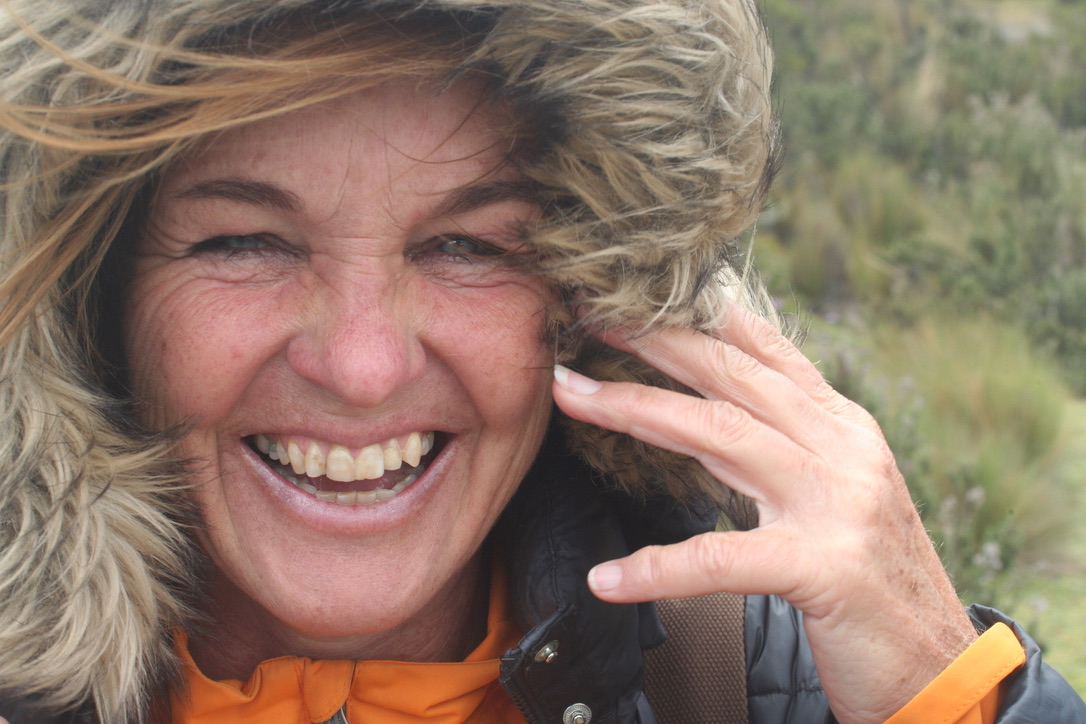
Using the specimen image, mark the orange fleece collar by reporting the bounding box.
[171,561,526,724]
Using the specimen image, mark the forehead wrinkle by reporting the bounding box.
[362,87,517,209]
[374,148,539,232]
[320,130,358,229]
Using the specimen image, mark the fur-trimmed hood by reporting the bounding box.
[0,0,777,720]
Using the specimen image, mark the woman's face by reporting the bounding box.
[124,80,554,654]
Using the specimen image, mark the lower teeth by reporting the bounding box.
[279,465,423,506]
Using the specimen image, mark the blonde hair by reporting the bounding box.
[0,1,777,717]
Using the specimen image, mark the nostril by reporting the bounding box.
[285,316,425,408]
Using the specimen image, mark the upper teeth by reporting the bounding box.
[253,432,434,483]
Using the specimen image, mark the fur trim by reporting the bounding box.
[481,0,779,518]
[0,0,776,718]
[0,306,196,721]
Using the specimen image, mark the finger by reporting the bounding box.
[602,324,786,404]
[564,328,851,460]
[586,529,803,603]
[553,366,813,505]
[716,305,829,397]
[713,306,877,426]
[597,308,818,400]
[602,309,870,428]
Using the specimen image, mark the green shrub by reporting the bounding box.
[762,0,1086,390]
[761,0,1086,689]
[802,316,1083,607]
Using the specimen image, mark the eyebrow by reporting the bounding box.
[174,178,303,214]
[172,176,542,218]
[430,178,544,218]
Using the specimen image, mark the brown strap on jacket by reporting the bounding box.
[643,593,749,724]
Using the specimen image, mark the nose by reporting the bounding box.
[286,265,426,409]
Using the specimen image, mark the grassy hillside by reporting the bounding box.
[758,0,1086,692]
[997,398,1086,695]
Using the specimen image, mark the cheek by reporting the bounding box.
[123,274,271,429]
[434,281,556,418]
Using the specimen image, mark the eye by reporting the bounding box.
[409,229,534,287]
[190,234,279,257]
[434,235,501,259]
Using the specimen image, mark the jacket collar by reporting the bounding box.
[496,436,717,723]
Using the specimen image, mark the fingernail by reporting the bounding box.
[554,364,602,394]
[588,563,623,592]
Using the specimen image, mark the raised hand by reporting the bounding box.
[552,305,978,724]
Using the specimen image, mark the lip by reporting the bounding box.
[235,431,454,535]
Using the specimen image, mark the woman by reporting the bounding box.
[0,1,1081,722]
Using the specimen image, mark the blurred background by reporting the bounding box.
[755,0,1086,693]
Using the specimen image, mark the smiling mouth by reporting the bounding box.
[248,432,438,506]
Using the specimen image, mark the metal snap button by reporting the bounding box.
[562,703,592,724]
[534,640,559,663]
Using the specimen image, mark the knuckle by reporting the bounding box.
[819,382,880,429]
[610,381,645,409]
[760,326,798,359]
[697,400,755,449]
[738,317,834,394]
[628,545,672,594]
[719,345,763,382]
[812,379,839,406]
[606,382,658,427]
[743,313,791,355]
[873,442,906,487]
[848,426,899,480]
[686,532,736,580]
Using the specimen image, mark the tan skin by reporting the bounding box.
[124,80,554,676]
[125,76,976,721]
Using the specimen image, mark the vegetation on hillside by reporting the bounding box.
[756,0,1086,683]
